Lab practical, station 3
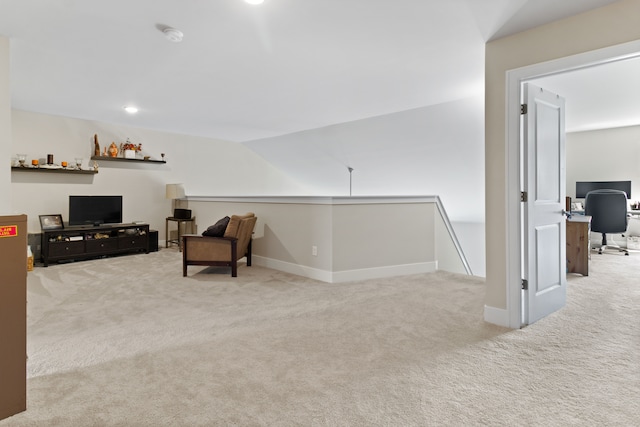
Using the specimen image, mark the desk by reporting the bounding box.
[571,209,640,216]
[567,215,591,276]
[166,217,196,251]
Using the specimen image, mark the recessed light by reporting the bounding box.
[245,0,265,5]
[163,27,184,43]
[124,106,139,114]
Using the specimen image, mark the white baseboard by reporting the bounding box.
[253,256,436,283]
[252,256,333,282]
[331,262,437,283]
[484,305,511,328]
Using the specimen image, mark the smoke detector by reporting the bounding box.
[163,27,184,43]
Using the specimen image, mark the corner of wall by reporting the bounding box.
[483,304,512,328]
[0,36,11,213]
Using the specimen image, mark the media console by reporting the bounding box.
[41,223,149,267]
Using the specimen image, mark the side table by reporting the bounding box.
[166,216,196,251]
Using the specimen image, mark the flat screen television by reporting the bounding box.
[575,181,631,199]
[69,195,123,226]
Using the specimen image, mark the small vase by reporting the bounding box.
[124,149,136,159]
[108,142,118,157]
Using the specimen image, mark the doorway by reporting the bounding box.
[506,41,640,327]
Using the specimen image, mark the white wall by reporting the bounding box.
[243,95,486,275]
[566,125,640,249]
[184,197,443,283]
[0,36,10,214]
[243,96,484,220]
[435,213,467,275]
[10,107,486,276]
[331,203,435,272]
[11,110,307,236]
[485,0,640,316]
[567,125,640,202]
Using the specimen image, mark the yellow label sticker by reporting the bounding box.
[0,225,18,238]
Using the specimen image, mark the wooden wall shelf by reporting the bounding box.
[11,166,97,175]
[90,156,166,164]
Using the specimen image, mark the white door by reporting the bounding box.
[522,83,567,325]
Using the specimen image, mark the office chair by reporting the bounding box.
[584,189,629,255]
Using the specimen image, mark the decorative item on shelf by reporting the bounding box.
[61,161,68,168]
[17,154,27,167]
[39,214,64,231]
[94,134,100,156]
[31,159,39,168]
[161,153,165,161]
[47,154,54,165]
[122,138,142,159]
[75,157,83,170]
[108,142,118,157]
[93,160,99,171]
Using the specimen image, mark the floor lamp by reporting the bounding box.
[165,183,185,216]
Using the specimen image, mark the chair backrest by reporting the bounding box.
[223,213,257,257]
[235,216,257,257]
[584,189,628,234]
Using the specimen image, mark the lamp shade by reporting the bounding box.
[165,183,185,199]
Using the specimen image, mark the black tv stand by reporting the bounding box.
[41,223,149,266]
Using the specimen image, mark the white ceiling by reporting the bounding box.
[532,55,640,133]
[0,0,631,142]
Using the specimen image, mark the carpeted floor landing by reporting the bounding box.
[1,248,638,426]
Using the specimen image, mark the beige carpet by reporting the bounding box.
[1,248,638,426]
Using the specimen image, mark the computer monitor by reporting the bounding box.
[575,181,631,199]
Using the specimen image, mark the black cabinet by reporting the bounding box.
[41,223,149,266]
[48,240,85,258]
[85,238,118,253]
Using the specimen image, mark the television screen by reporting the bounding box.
[69,195,123,226]
[575,181,631,199]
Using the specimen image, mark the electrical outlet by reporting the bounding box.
[312,245,318,256]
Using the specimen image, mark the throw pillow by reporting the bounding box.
[202,216,230,237]
[223,212,255,238]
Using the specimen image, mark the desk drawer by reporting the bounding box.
[86,239,118,253]
[48,241,85,257]
[118,235,148,250]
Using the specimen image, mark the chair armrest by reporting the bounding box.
[181,233,200,238]
[182,234,238,262]
[182,234,237,242]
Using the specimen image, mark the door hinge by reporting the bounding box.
[520,191,527,202]
[522,279,528,290]
[521,104,528,115]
